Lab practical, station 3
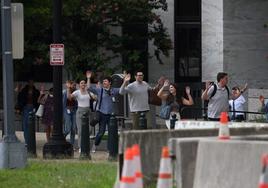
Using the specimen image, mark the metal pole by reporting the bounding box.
[43,0,73,158]
[1,0,16,142]
[0,0,26,168]
[108,113,118,161]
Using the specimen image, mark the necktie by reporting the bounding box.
[232,100,236,120]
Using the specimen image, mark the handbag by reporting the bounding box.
[159,103,171,120]
[90,89,103,127]
[35,104,44,117]
[90,110,100,127]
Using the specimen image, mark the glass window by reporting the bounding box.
[176,0,201,21]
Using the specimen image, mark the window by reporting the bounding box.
[175,0,201,82]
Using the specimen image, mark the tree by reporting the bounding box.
[14,0,172,81]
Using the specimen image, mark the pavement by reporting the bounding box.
[0,130,110,161]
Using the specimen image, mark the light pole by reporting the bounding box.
[42,0,73,158]
[0,0,26,168]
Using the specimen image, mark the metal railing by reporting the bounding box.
[180,106,266,121]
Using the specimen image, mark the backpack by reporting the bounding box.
[209,83,229,99]
[203,83,229,120]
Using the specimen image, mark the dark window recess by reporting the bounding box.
[175,25,201,82]
[176,0,201,21]
[175,0,201,83]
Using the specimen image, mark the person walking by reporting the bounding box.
[157,80,194,129]
[87,71,120,153]
[201,72,230,121]
[119,71,152,129]
[63,80,77,146]
[17,78,40,146]
[68,79,95,151]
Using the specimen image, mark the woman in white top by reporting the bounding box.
[68,79,95,150]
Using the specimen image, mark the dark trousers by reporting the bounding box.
[95,112,111,146]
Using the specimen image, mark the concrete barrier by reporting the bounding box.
[118,121,268,185]
[169,135,268,188]
[193,138,268,188]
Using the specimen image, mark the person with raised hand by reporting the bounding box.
[119,71,153,130]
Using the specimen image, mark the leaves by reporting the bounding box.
[14,0,172,81]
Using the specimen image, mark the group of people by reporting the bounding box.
[15,71,268,152]
[201,72,268,122]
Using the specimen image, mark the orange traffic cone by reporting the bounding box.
[218,112,230,140]
[132,144,143,188]
[259,154,268,188]
[120,148,135,188]
[156,146,172,188]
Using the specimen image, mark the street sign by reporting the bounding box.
[50,43,64,65]
[11,3,24,59]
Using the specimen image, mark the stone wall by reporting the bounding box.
[223,0,268,88]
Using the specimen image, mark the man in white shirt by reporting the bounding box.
[229,85,247,121]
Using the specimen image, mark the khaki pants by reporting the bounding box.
[130,111,152,130]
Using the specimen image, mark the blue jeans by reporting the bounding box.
[22,105,34,145]
[95,112,111,146]
[63,109,76,145]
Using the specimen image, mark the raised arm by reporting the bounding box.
[86,70,92,89]
[157,79,169,100]
[119,73,131,95]
[240,83,248,93]
[182,86,194,105]
[201,81,212,100]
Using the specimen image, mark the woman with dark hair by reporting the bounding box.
[18,78,40,145]
[157,80,194,129]
[40,88,54,141]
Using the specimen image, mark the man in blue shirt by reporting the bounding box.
[87,71,120,152]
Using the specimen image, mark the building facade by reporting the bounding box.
[148,0,268,88]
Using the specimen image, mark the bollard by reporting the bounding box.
[80,112,91,160]
[139,112,147,130]
[170,114,178,130]
[28,111,37,157]
[108,113,118,161]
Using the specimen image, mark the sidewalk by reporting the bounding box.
[0,130,109,161]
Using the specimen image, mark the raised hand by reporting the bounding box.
[163,80,170,87]
[185,86,191,95]
[86,70,92,79]
[40,84,45,95]
[205,81,213,89]
[259,95,265,103]
[124,73,131,82]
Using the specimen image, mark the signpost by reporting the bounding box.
[50,43,64,65]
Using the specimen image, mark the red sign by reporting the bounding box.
[50,44,64,65]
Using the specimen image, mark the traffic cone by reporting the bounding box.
[120,147,135,188]
[156,146,172,188]
[259,154,268,188]
[218,112,230,140]
[132,144,143,188]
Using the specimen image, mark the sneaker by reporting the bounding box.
[91,144,96,153]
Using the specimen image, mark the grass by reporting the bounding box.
[0,160,117,188]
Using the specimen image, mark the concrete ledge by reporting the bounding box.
[193,139,268,188]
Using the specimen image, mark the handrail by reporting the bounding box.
[180,106,266,120]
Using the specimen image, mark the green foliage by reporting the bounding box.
[14,0,172,81]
